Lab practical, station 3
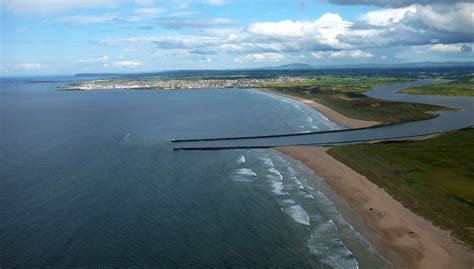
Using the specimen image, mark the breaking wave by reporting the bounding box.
[232,168,257,182]
[285,204,310,226]
[237,155,246,163]
[307,219,359,269]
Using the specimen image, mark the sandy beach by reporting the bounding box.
[261,89,474,268]
[260,89,380,128]
[277,146,474,268]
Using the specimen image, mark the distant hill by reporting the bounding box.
[260,63,315,70]
[261,61,474,70]
[377,61,474,69]
[74,73,127,78]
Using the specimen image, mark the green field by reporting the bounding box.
[267,76,447,124]
[399,75,474,96]
[266,75,413,93]
[328,128,474,247]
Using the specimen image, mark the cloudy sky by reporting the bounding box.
[1,0,473,75]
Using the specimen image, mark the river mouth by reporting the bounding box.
[172,80,474,150]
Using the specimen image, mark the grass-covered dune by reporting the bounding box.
[328,128,474,247]
[399,75,474,96]
[267,76,447,124]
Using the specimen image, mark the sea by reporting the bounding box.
[0,77,391,268]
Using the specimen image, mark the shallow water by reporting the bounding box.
[1,77,390,268]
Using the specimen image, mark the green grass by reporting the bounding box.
[399,75,474,96]
[269,78,446,124]
[328,128,474,247]
[266,75,413,93]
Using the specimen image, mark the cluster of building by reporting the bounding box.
[66,77,306,90]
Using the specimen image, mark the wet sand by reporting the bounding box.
[277,146,474,269]
[260,89,380,128]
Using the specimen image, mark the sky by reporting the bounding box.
[0,0,473,75]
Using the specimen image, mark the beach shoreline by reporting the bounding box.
[276,146,474,269]
[259,89,380,128]
[259,89,474,268]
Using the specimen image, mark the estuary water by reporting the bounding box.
[1,77,390,268]
[174,80,474,149]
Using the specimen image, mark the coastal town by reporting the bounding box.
[66,77,307,90]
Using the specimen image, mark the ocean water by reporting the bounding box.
[0,77,391,268]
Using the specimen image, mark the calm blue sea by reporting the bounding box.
[0,77,391,268]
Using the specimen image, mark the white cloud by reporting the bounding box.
[361,5,417,26]
[234,53,284,63]
[329,50,373,58]
[310,52,324,59]
[113,60,143,68]
[227,33,238,41]
[431,44,462,52]
[77,55,109,63]
[430,43,473,52]
[248,20,304,38]
[16,63,42,70]
[311,50,373,58]
[247,13,352,49]
[94,4,472,67]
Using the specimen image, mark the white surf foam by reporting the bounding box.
[312,191,379,252]
[260,157,274,168]
[237,155,246,163]
[268,168,283,181]
[232,168,257,182]
[280,199,296,205]
[298,190,309,197]
[294,179,305,190]
[236,168,256,177]
[285,204,310,226]
[307,219,359,269]
[287,166,297,176]
[271,181,287,196]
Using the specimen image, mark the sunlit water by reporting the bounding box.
[0,77,390,268]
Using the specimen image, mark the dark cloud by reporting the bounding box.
[341,3,474,49]
[327,0,470,7]
[400,4,474,35]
